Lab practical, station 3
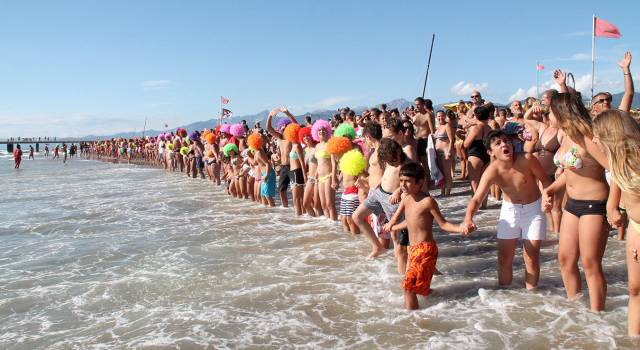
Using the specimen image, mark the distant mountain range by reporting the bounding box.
[86,92,640,139]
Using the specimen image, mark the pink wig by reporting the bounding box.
[311,120,332,142]
[220,124,231,134]
[229,123,246,137]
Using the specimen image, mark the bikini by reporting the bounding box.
[554,143,606,217]
[536,127,560,179]
[315,148,332,183]
[467,124,490,164]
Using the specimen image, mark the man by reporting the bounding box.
[413,97,435,174]
[266,107,298,207]
[591,51,634,117]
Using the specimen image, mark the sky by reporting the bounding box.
[0,0,638,138]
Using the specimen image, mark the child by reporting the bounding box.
[338,149,367,235]
[462,130,551,289]
[383,162,460,310]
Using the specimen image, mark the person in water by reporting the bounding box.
[463,130,551,290]
[383,162,460,309]
[13,144,23,168]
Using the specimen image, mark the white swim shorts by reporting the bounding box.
[496,198,546,241]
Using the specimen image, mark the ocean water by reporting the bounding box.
[0,152,637,349]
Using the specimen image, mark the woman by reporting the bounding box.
[593,109,640,335]
[455,101,469,180]
[284,123,307,215]
[434,110,455,196]
[542,91,610,312]
[313,120,337,220]
[464,103,493,209]
[301,127,322,216]
[524,93,563,234]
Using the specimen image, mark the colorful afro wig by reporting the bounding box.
[205,132,216,144]
[223,143,239,157]
[220,124,231,135]
[179,146,189,155]
[189,131,201,142]
[283,123,302,143]
[177,128,187,138]
[276,118,292,131]
[298,126,313,146]
[326,136,352,155]
[167,143,174,151]
[229,123,246,138]
[339,149,367,177]
[311,119,332,142]
[334,123,356,140]
[247,132,264,151]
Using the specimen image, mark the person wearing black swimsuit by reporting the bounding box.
[464,103,494,209]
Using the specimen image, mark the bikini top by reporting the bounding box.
[305,149,318,163]
[434,128,449,142]
[554,144,583,170]
[315,149,331,159]
[289,150,299,161]
[535,127,560,153]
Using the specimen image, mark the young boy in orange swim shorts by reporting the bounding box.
[384,162,461,310]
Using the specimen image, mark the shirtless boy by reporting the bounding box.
[383,162,460,309]
[462,130,551,289]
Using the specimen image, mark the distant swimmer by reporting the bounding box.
[13,144,22,169]
[28,145,35,160]
[53,145,60,159]
[44,144,49,157]
[62,143,68,163]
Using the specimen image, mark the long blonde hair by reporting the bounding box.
[550,92,593,147]
[593,109,640,194]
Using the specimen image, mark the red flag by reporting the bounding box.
[595,17,621,38]
[221,96,229,105]
[222,108,233,119]
[536,64,545,71]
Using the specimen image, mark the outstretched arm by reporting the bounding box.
[429,198,461,233]
[618,52,634,112]
[266,108,284,139]
[384,200,407,232]
[462,168,494,234]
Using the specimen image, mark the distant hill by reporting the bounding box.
[611,92,640,109]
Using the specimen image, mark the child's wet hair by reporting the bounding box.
[484,129,508,150]
[399,162,426,181]
[363,122,382,140]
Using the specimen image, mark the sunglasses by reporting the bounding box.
[592,98,611,105]
[471,95,480,98]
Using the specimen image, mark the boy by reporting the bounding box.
[383,162,460,310]
[462,130,551,289]
[353,139,411,271]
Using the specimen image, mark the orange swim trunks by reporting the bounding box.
[402,241,438,296]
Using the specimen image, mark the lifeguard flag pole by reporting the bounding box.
[591,15,622,99]
[422,34,435,99]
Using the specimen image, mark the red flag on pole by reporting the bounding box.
[594,17,622,38]
[221,96,230,105]
[536,64,545,71]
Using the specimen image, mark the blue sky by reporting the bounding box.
[0,0,638,137]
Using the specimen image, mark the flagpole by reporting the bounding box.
[219,97,222,127]
[536,61,540,98]
[591,14,596,101]
[142,116,147,138]
[421,34,435,99]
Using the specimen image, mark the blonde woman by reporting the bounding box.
[434,110,455,196]
[542,90,610,312]
[593,109,640,336]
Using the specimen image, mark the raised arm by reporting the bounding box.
[554,69,568,93]
[618,52,634,112]
[280,107,299,124]
[266,108,284,139]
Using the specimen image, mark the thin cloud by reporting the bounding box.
[297,96,354,111]
[562,31,590,38]
[140,80,172,90]
[450,81,488,96]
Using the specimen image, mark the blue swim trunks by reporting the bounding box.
[260,167,276,198]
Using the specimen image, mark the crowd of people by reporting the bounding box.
[36,52,640,335]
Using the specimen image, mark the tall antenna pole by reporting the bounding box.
[591,14,596,100]
[422,34,436,98]
[142,116,147,138]
[536,61,540,98]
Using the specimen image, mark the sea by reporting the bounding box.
[0,150,637,349]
